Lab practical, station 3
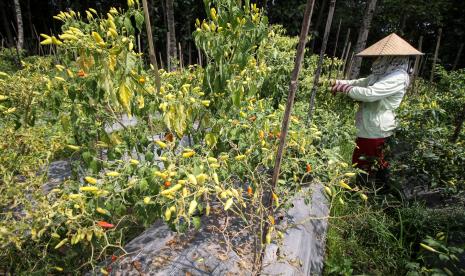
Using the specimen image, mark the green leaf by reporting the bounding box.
[134,11,144,31]
[124,17,134,35]
[205,133,217,148]
[118,82,132,115]
[192,216,201,230]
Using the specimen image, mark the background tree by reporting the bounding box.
[165,0,177,70]
[349,0,377,79]
[0,1,14,47]
[13,0,24,51]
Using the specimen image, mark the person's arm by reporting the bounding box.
[337,76,371,87]
[346,71,407,102]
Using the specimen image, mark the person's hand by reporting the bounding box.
[328,79,337,86]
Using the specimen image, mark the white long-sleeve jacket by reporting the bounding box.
[339,69,409,138]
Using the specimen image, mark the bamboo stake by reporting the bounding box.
[159,52,164,70]
[345,51,355,79]
[452,43,464,71]
[178,42,183,70]
[341,41,351,78]
[430,28,442,82]
[328,19,342,80]
[420,53,429,77]
[32,24,42,55]
[270,0,316,207]
[338,29,351,78]
[188,41,192,65]
[167,31,171,71]
[141,0,161,92]
[198,47,202,67]
[308,0,337,121]
[411,35,423,92]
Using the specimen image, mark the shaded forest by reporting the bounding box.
[1,0,464,76]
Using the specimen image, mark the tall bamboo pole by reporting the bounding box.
[270,0,316,204]
[341,41,351,78]
[178,42,183,70]
[141,0,161,92]
[345,51,355,79]
[337,29,350,78]
[159,52,164,70]
[411,36,423,92]
[167,32,171,71]
[430,28,442,82]
[308,0,337,121]
[328,19,342,80]
[452,43,464,71]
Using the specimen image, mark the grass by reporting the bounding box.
[324,192,465,275]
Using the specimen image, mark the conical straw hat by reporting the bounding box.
[356,33,424,56]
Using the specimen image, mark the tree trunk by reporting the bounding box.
[26,0,34,50]
[349,0,377,79]
[0,1,14,47]
[13,0,24,51]
[165,0,177,71]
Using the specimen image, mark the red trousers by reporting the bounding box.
[352,137,389,174]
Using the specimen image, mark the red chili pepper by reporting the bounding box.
[111,255,117,262]
[77,70,86,77]
[97,221,115,228]
[165,132,174,142]
[306,164,312,173]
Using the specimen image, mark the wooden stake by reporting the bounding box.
[270,0,316,201]
[308,0,337,121]
[341,41,351,78]
[159,52,164,70]
[332,19,342,58]
[411,36,423,92]
[338,28,351,78]
[167,31,171,71]
[328,19,342,80]
[141,0,161,92]
[198,47,202,67]
[452,43,464,71]
[178,42,183,70]
[345,51,355,79]
[188,41,192,65]
[430,28,442,82]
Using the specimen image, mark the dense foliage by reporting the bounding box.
[0,1,358,273]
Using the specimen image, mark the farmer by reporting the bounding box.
[330,33,423,188]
